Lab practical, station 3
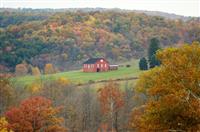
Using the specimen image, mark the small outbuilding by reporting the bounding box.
[109,65,119,70]
[83,58,109,72]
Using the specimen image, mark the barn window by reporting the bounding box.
[100,59,103,62]
[97,64,99,68]
[101,64,103,67]
[105,64,107,67]
[88,65,90,68]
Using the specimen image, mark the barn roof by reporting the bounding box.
[83,58,107,64]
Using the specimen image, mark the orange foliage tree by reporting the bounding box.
[98,81,124,132]
[44,63,55,74]
[5,96,66,132]
[130,41,200,131]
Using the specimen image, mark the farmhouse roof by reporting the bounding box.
[83,58,106,64]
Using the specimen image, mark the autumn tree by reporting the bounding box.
[0,78,15,115]
[139,57,148,70]
[98,81,124,132]
[56,77,71,86]
[79,87,102,132]
[116,81,137,132]
[31,66,41,76]
[80,87,92,131]
[40,77,71,104]
[0,117,13,132]
[130,41,200,131]
[28,80,43,94]
[5,96,66,132]
[15,63,28,76]
[40,78,79,131]
[44,63,55,74]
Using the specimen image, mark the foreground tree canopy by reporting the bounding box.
[130,41,200,131]
[5,96,66,132]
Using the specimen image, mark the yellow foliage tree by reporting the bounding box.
[57,77,71,86]
[85,16,97,26]
[31,66,41,76]
[44,63,55,74]
[28,82,42,94]
[0,117,13,132]
[130,41,200,131]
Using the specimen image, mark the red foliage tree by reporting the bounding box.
[5,96,65,132]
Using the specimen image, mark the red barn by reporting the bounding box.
[83,58,109,72]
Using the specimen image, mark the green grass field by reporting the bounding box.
[11,60,141,86]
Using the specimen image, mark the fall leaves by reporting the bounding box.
[98,81,124,131]
[130,41,200,131]
[0,80,127,132]
[2,42,200,131]
[0,117,13,132]
[5,96,65,132]
[2,10,200,73]
[98,82,124,114]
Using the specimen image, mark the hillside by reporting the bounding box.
[134,10,194,21]
[0,8,200,73]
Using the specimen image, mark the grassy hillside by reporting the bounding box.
[11,60,141,86]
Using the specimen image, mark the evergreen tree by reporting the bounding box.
[148,38,160,68]
[139,57,148,70]
[148,38,160,59]
[149,55,160,68]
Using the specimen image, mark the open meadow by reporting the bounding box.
[11,60,141,87]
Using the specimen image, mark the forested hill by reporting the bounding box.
[0,8,200,72]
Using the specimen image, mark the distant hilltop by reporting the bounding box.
[0,7,198,21]
[0,7,199,73]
